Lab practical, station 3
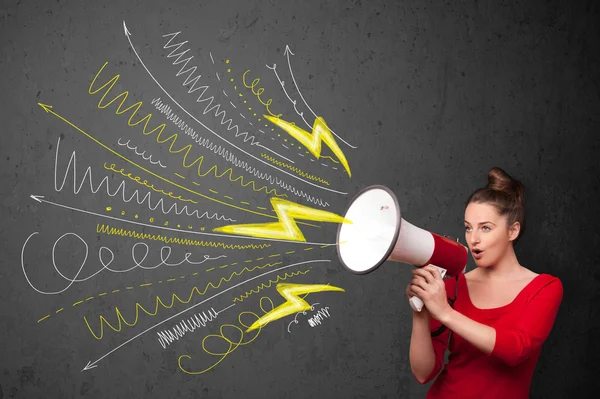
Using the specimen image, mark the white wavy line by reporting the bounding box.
[284,46,357,149]
[151,98,330,207]
[117,138,167,168]
[121,22,346,197]
[81,259,330,371]
[54,137,236,222]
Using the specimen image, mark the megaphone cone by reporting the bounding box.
[336,185,468,312]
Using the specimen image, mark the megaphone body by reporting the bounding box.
[336,185,468,312]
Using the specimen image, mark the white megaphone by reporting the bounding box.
[336,185,468,312]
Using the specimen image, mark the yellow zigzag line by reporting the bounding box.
[233,269,311,303]
[96,223,271,249]
[88,62,286,198]
[260,154,330,185]
[103,162,198,204]
[84,261,283,340]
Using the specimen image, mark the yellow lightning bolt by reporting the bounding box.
[245,283,344,332]
[264,115,352,177]
[212,197,352,242]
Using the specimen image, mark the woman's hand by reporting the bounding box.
[410,265,453,322]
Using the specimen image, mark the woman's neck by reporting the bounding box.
[474,247,526,281]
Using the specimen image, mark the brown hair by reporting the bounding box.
[465,167,526,243]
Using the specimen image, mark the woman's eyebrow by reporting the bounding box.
[464,221,496,225]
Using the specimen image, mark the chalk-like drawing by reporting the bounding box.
[260,153,330,185]
[307,306,331,327]
[39,103,326,222]
[81,259,330,371]
[265,115,352,177]
[122,21,347,196]
[213,197,352,242]
[53,137,234,222]
[245,283,344,332]
[117,138,167,168]
[95,224,271,249]
[233,269,312,303]
[242,69,283,118]
[21,231,225,296]
[157,305,231,349]
[287,301,323,333]
[87,64,289,200]
[178,296,274,375]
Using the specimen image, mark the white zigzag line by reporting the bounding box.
[53,137,236,222]
[151,97,330,208]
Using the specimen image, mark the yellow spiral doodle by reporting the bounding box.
[260,153,330,185]
[84,261,282,340]
[95,224,271,249]
[178,296,274,375]
[88,62,286,198]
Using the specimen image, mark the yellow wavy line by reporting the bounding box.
[103,162,198,204]
[96,223,270,249]
[84,261,283,340]
[88,61,286,198]
[233,269,311,303]
[260,153,330,185]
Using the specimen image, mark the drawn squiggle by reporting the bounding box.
[103,163,197,204]
[260,153,330,185]
[232,269,311,303]
[84,261,283,340]
[157,307,221,349]
[54,137,235,222]
[96,224,270,249]
[178,296,274,374]
[162,32,259,145]
[88,63,291,199]
[117,138,167,168]
[151,97,331,207]
[21,231,224,295]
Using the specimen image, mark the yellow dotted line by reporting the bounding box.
[104,207,207,231]
[36,244,332,323]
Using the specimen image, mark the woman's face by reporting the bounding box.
[464,202,517,267]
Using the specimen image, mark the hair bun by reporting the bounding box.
[487,167,525,206]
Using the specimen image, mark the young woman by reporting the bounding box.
[406,167,563,399]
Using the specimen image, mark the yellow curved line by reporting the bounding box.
[260,153,329,185]
[84,261,283,340]
[103,162,198,204]
[88,62,286,198]
[242,69,283,118]
[233,269,311,303]
[95,223,270,249]
[320,155,340,164]
[178,296,275,374]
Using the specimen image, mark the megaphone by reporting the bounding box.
[336,185,468,312]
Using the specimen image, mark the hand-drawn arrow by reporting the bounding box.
[28,194,335,246]
[122,21,347,195]
[284,45,356,149]
[81,259,330,371]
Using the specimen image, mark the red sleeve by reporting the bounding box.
[415,277,457,385]
[489,276,563,367]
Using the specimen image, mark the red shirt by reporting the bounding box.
[416,272,563,399]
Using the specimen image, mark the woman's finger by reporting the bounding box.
[413,268,436,285]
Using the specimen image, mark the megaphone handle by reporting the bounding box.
[409,296,424,312]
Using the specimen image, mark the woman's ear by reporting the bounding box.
[508,221,521,242]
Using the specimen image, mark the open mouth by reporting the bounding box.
[473,249,484,258]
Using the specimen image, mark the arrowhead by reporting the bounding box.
[284,45,294,56]
[37,103,52,113]
[123,20,131,36]
[82,361,98,372]
[30,195,44,203]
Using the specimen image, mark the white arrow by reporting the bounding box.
[28,194,335,246]
[122,21,347,195]
[284,44,357,149]
[82,259,328,371]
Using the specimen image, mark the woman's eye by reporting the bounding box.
[483,226,491,231]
